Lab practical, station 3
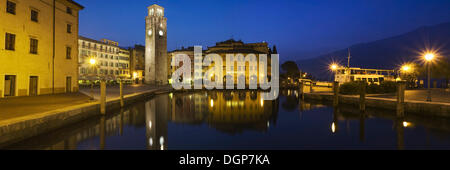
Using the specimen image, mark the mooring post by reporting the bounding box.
[396,81,406,117]
[359,81,366,112]
[333,81,339,107]
[100,80,106,115]
[120,80,124,107]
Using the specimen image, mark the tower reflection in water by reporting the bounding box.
[144,91,280,150]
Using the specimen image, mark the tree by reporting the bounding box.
[281,61,300,79]
[272,45,278,54]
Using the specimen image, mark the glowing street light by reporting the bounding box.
[89,58,97,65]
[424,53,435,62]
[401,65,411,72]
[330,63,340,82]
[330,64,339,71]
[423,53,435,102]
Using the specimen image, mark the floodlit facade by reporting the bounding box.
[168,39,275,86]
[0,0,83,98]
[78,36,131,84]
[145,4,168,85]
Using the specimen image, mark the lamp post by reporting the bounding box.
[89,58,97,101]
[424,53,435,102]
[330,63,339,82]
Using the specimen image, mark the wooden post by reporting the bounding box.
[120,80,124,107]
[333,81,339,107]
[100,80,106,115]
[396,81,406,117]
[359,81,366,112]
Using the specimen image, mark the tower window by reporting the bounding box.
[66,47,72,59]
[67,24,72,33]
[66,7,72,15]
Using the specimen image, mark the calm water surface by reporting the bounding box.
[6,90,450,150]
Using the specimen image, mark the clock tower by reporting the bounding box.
[145,4,168,85]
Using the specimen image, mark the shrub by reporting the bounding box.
[367,83,383,94]
[380,81,397,93]
[339,81,360,95]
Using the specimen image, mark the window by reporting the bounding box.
[66,7,72,15]
[30,38,38,54]
[5,33,15,51]
[31,10,39,22]
[67,24,72,33]
[6,1,16,15]
[66,47,72,59]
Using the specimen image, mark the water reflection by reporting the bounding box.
[4,90,450,150]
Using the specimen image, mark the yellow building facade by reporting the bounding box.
[0,0,83,98]
[78,36,131,84]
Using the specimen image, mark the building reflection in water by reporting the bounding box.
[6,90,450,150]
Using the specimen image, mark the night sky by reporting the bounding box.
[77,0,450,62]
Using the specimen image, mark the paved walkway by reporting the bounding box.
[0,93,92,121]
[369,89,450,103]
[0,84,171,122]
[79,84,172,100]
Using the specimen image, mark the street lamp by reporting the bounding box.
[401,65,411,72]
[330,63,339,82]
[89,58,97,101]
[424,53,435,102]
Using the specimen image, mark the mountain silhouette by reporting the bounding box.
[296,22,450,80]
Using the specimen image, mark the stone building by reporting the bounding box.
[0,0,83,98]
[129,45,145,84]
[145,4,168,85]
[78,36,131,84]
[168,39,274,86]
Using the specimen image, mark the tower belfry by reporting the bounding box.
[145,4,168,85]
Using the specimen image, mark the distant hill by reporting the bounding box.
[296,22,450,80]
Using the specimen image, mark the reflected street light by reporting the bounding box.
[424,53,435,102]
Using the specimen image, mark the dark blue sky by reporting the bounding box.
[77,0,450,62]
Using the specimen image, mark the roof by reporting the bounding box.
[67,0,84,9]
[206,49,267,54]
[78,36,118,47]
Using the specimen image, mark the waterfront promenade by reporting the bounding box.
[0,84,172,146]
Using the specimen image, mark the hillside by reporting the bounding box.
[296,22,450,80]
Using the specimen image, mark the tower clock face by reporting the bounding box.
[159,30,164,36]
[148,29,152,36]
